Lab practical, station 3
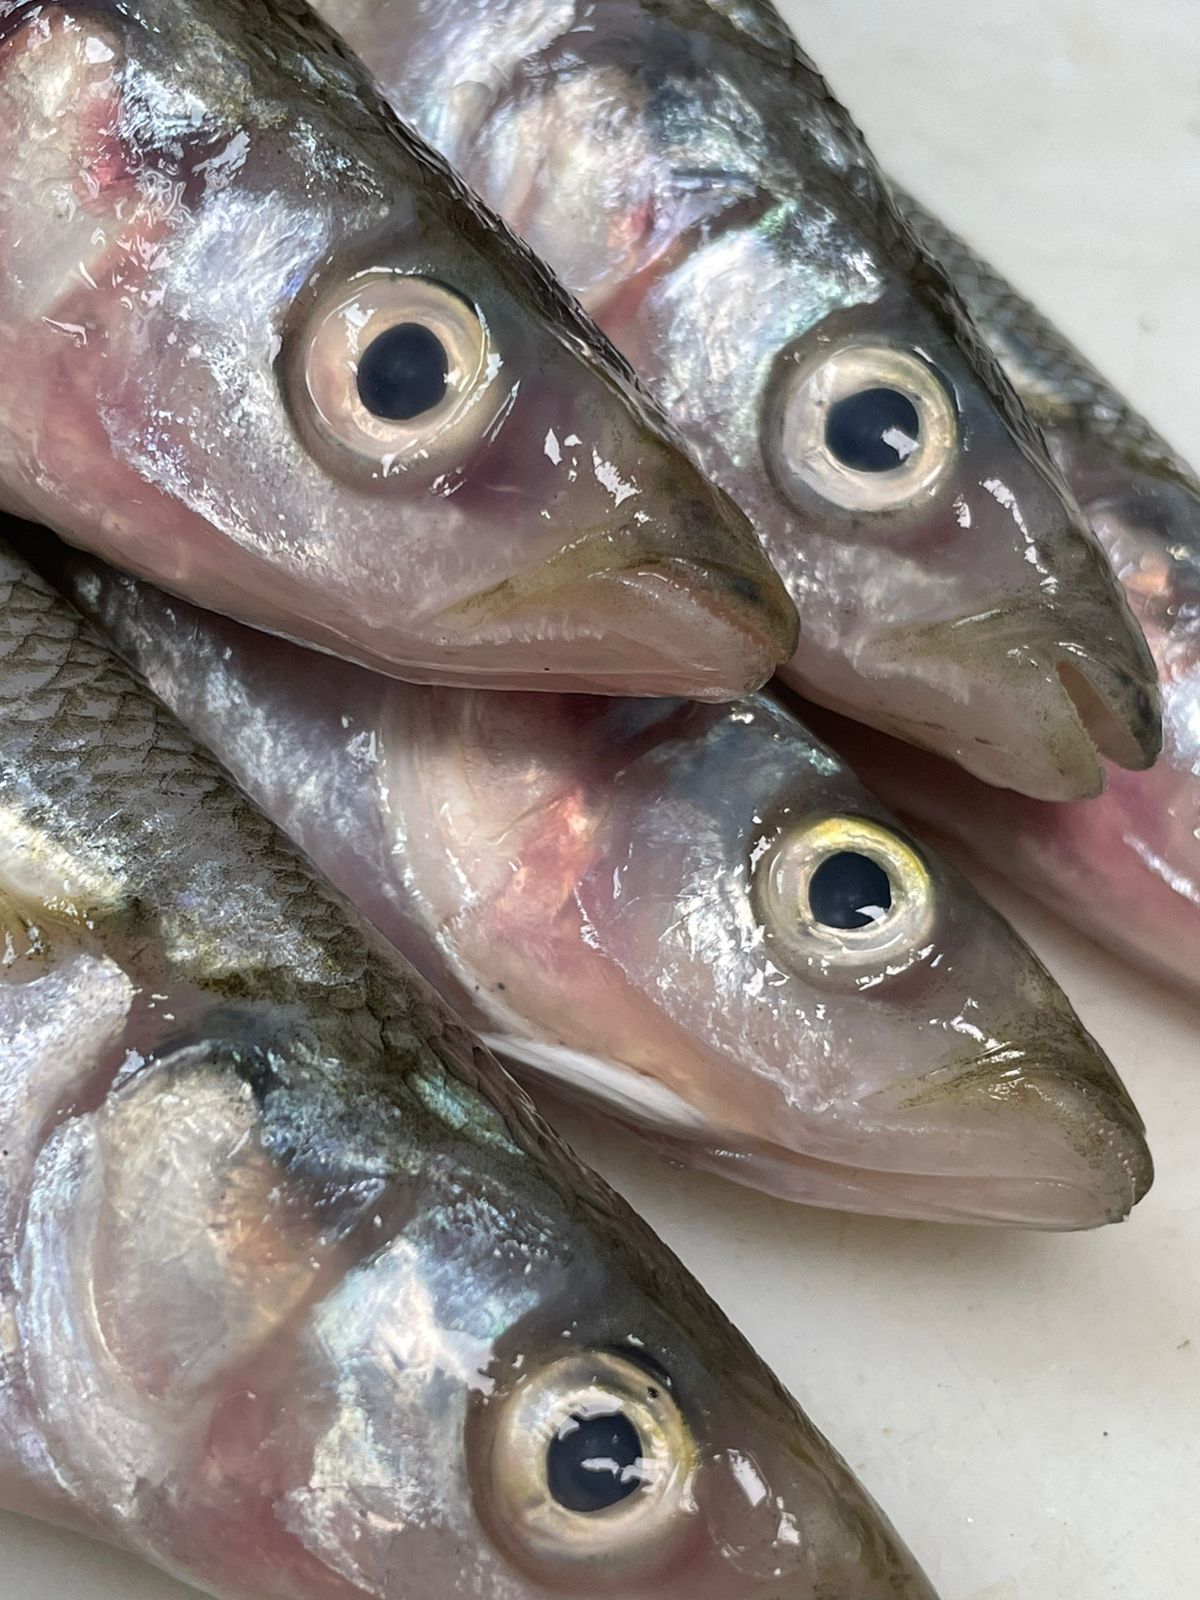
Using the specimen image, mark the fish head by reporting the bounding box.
[251,1108,942,1599]
[655,197,1160,795]
[269,196,796,696]
[14,996,934,1599]
[0,0,794,696]
[386,689,1151,1229]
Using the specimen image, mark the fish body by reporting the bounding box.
[59,550,1154,1229]
[821,192,1200,993]
[0,528,935,1596]
[0,0,795,697]
[318,0,1161,798]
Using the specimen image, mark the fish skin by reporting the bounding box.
[0,0,796,699]
[0,525,935,1596]
[51,544,1153,1230]
[812,190,1200,996]
[316,0,1160,799]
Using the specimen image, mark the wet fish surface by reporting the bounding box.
[319,0,1161,798]
[0,0,797,697]
[818,191,1200,995]
[58,549,1154,1229]
[0,525,936,1596]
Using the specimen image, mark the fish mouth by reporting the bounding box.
[433,522,798,699]
[866,601,1162,800]
[657,1032,1151,1230]
[1055,651,1161,771]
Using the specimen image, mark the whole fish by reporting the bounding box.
[318,0,1161,800]
[57,549,1153,1229]
[0,528,936,1597]
[817,191,1200,995]
[0,0,797,698]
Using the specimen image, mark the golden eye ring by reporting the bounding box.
[767,340,958,513]
[753,814,934,974]
[479,1349,696,1584]
[285,270,496,481]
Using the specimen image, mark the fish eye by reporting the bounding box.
[825,386,921,472]
[753,815,934,974]
[355,321,449,421]
[479,1349,696,1582]
[807,849,893,930]
[768,341,958,513]
[284,270,494,480]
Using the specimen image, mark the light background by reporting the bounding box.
[1,3,1197,1597]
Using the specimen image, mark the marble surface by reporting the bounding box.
[1,3,1197,1598]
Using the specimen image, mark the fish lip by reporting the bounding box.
[856,1049,1154,1228]
[650,1036,1152,1229]
[430,526,798,695]
[436,527,798,652]
[870,598,1162,797]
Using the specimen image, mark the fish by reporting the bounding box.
[0,524,936,1598]
[315,0,1161,800]
[53,544,1153,1229]
[0,0,797,700]
[812,190,1200,996]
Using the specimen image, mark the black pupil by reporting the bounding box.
[356,322,448,422]
[547,1408,644,1514]
[808,851,893,930]
[825,386,921,472]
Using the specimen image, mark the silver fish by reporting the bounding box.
[56,549,1153,1229]
[0,0,796,697]
[318,0,1161,799]
[0,526,936,1596]
[819,190,1200,995]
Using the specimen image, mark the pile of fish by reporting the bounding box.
[0,0,1191,1594]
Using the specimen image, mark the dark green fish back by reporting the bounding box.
[0,534,569,1196]
[897,187,1200,500]
[614,0,1069,469]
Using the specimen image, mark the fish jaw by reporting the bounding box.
[505,990,1152,1233]
[791,1019,1152,1231]
[0,0,794,698]
[794,583,1162,802]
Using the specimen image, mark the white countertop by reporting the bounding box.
[2,3,1196,1597]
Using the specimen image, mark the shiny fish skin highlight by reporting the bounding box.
[318,0,1160,798]
[820,192,1200,995]
[0,0,796,698]
[0,527,935,1598]
[57,551,1154,1229]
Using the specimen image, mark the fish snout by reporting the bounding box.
[436,471,798,697]
[645,477,800,687]
[871,591,1162,799]
[876,1024,1153,1230]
